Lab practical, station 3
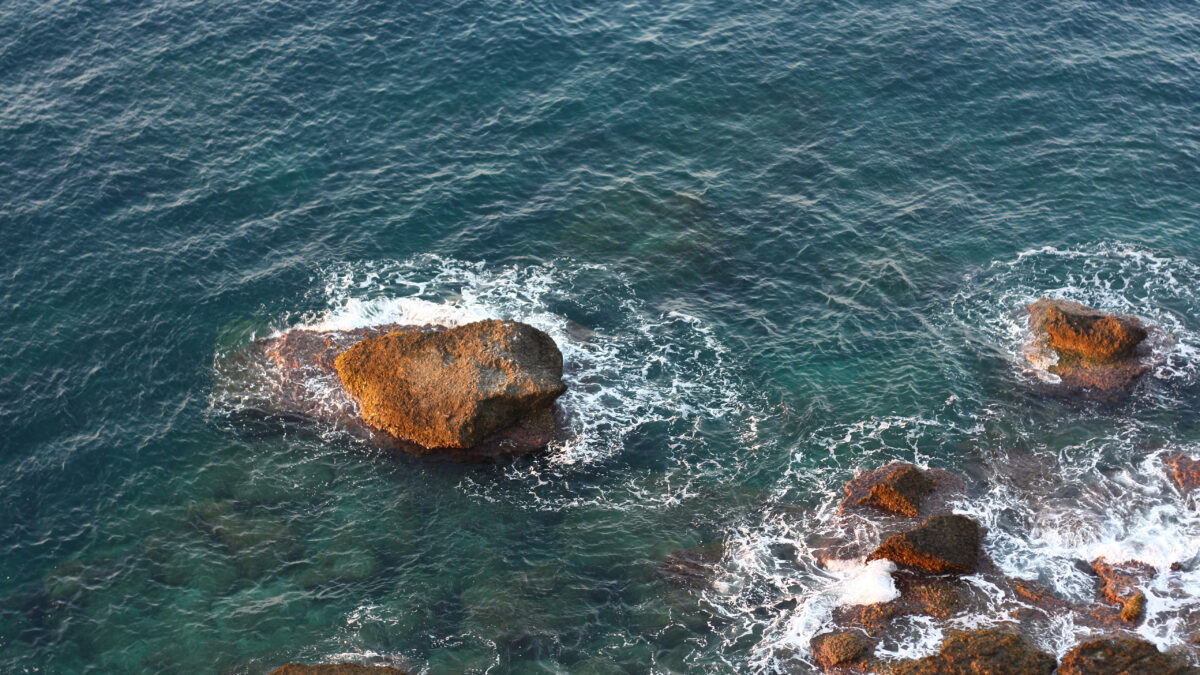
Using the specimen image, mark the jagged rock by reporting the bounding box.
[883,629,1055,675]
[1093,558,1155,625]
[269,665,408,675]
[1167,454,1200,495]
[811,630,873,670]
[1058,637,1197,675]
[866,515,981,574]
[1025,298,1154,396]
[840,463,937,518]
[336,319,567,449]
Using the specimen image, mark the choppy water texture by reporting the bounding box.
[3,1,1200,672]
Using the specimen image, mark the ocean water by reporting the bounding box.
[3,0,1200,672]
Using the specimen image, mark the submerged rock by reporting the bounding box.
[269,665,408,675]
[660,540,725,590]
[1025,298,1154,396]
[1167,454,1200,495]
[215,320,567,457]
[883,629,1055,675]
[1058,637,1196,675]
[335,319,567,450]
[866,515,981,575]
[840,463,936,518]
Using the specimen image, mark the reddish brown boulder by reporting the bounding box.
[1167,454,1200,495]
[1058,638,1196,675]
[1092,558,1155,625]
[866,515,981,574]
[884,629,1055,675]
[214,320,566,457]
[269,664,408,675]
[336,320,567,450]
[811,630,873,670]
[833,576,968,635]
[1025,298,1152,395]
[841,463,937,518]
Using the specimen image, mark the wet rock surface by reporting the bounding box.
[215,320,567,458]
[866,515,981,575]
[1092,558,1154,625]
[1058,637,1198,675]
[336,319,567,450]
[840,463,937,518]
[882,629,1055,675]
[660,540,725,589]
[810,630,874,670]
[1167,454,1200,495]
[1025,298,1156,397]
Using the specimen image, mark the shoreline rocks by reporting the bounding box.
[840,463,936,518]
[1025,298,1155,397]
[1058,637,1197,675]
[1167,454,1200,495]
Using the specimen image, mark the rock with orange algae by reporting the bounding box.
[335,319,567,451]
[1167,454,1200,495]
[1092,558,1155,625]
[1026,298,1154,396]
[840,463,937,518]
[882,629,1055,675]
[810,630,874,671]
[1058,637,1197,675]
[866,515,981,575]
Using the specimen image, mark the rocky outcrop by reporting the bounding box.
[883,629,1055,675]
[1167,454,1200,495]
[215,320,567,457]
[811,630,874,670]
[1092,558,1155,625]
[866,515,981,575]
[1025,298,1154,396]
[1058,638,1197,675]
[840,463,936,518]
[269,664,408,675]
[335,320,567,450]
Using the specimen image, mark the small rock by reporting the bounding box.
[660,540,724,589]
[1093,558,1155,625]
[1167,454,1200,495]
[841,463,937,518]
[1058,637,1197,675]
[866,515,982,575]
[884,628,1055,675]
[810,630,873,669]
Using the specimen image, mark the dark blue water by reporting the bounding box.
[4,0,1200,672]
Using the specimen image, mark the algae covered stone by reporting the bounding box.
[335,319,567,450]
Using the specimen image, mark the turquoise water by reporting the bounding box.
[3,0,1200,672]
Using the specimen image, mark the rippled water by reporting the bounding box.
[3,0,1200,672]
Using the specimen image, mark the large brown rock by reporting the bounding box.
[269,665,408,675]
[884,629,1055,675]
[335,319,567,450]
[1058,637,1197,675]
[866,515,981,575]
[841,463,937,518]
[1025,298,1152,395]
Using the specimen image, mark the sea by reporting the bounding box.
[3,0,1200,672]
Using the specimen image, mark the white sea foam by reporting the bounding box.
[825,558,900,606]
